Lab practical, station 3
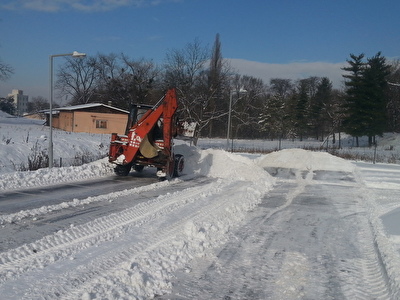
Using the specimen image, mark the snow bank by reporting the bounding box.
[0,158,115,191]
[0,137,274,192]
[0,111,13,118]
[175,142,273,184]
[257,148,356,172]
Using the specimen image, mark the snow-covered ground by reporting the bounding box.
[0,111,109,174]
[1,112,400,299]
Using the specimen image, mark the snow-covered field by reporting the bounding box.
[1,112,400,299]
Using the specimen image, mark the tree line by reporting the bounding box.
[2,35,400,145]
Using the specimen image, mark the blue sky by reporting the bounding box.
[1,0,399,100]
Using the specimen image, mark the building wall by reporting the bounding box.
[57,111,73,131]
[8,89,29,116]
[56,111,128,134]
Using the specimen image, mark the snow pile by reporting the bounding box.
[257,148,356,172]
[0,110,11,118]
[0,141,272,192]
[176,142,273,183]
[0,158,115,191]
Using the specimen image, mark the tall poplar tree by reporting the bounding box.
[207,33,223,137]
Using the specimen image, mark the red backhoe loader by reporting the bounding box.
[108,88,196,179]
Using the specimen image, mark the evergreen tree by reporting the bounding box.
[342,52,390,146]
[0,97,16,115]
[341,53,366,144]
[362,52,390,144]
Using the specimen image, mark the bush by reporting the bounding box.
[27,141,49,170]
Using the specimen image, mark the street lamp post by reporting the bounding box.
[49,51,86,168]
[226,88,247,151]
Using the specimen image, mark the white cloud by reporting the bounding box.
[227,58,347,90]
[71,0,134,12]
[0,0,168,12]
[1,0,59,12]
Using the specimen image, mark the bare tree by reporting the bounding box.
[386,59,400,132]
[94,53,123,105]
[269,78,294,99]
[164,38,209,89]
[55,56,98,105]
[229,74,267,139]
[0,58,14,81]
[120,54,161,104]
[93,53,160,109]
[260,78,295,140]
[28,96,49,113]
[164,38,210,134]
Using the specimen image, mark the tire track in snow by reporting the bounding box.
[328,189,392,300]
[0,177,270,299]
[158,169,314,299]
[342,166,400,300]
[160,168,395,300]
[305,170,393,300]
[304,171,393,300]
[0,178,216,280]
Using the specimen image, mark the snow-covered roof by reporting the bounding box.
[55,103,128,114]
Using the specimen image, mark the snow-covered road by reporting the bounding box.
[160,166,397,299]
[0,171,158,214]
[1,146,400,299]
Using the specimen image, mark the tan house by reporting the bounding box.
[50,103,129,134]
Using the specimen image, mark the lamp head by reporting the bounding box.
[72,51,86,57]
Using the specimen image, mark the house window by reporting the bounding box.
[96,120,107,129]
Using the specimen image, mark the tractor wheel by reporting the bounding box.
[173,154,184,177]
[114,164,132,176]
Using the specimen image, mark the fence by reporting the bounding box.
[1,152,107,173]
[197,138,400,164]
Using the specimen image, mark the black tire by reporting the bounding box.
[114,164,132,176]
[173,154,184,177]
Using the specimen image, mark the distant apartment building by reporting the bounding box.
[8,89,29,116]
